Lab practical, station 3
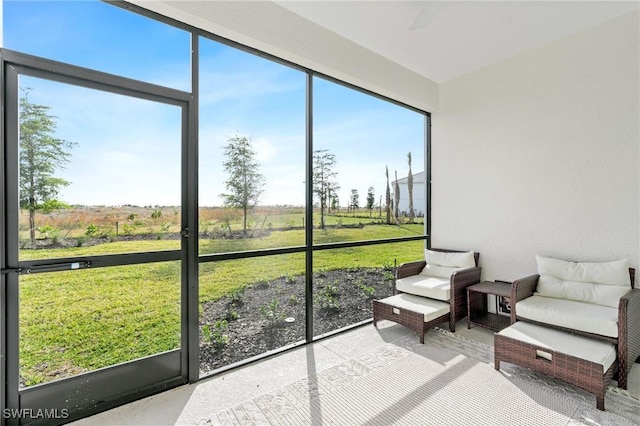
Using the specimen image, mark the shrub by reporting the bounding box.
[225,310,239,321]
[85,223,99,236]
[356,279,376,299]
[229,287,245,304]
[284,275,297,285]
[36,225,57,239]
[316,283,340,311]
[202,320,229,348]
[259,299,286,327]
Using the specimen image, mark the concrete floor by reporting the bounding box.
[70,320,638,425]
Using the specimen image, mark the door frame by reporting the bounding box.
[0,49,199,425]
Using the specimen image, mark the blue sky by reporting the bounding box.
[3,0,425,208]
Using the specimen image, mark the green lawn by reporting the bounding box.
[18,222,425,386]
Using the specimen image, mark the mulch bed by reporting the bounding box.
[199,267,395,373]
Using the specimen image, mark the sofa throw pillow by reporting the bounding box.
[535,255,631,308]
[420,250,475,279]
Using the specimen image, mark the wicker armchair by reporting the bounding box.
[511,264,639,390]
[395,248,481,332]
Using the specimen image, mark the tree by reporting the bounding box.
[385,166,392,225]
[349,189,359,214]
[366,186,375,217]
[394,170,401,222]
[19,89,76,245]
[407,152,415,223]
[331,195,340,213]
[312,149,339,229]
[220,134,265,234]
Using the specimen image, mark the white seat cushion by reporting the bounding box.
[378,293,450,322]
[499,321,617,371]
[516,295,618,338]
[396,275,450,301]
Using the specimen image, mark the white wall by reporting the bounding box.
[432,11,640,281]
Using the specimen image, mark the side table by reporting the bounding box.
[467,280,512,331]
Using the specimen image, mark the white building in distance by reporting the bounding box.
[391,171,425,217]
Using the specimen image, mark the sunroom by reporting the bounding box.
[1,1,638,425]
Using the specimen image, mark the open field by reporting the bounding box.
[19,205,397,246]
[16,206,425,386]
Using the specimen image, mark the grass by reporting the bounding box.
[19,262,181,386]
[18,213,425,386]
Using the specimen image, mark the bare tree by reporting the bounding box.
[394,170,400,223]
[331,194,340,213]
[407,152,415,223]
[385,166,392,224]
[313,149,339,229]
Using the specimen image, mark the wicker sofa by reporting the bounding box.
[395,248,481,332]
[511,255,640,389]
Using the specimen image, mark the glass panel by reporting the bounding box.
[312,241,423,338]
[198,37,306,254]
[3,0,191,91]
[312,77,426,243]
[19,262,181,388]
[199,254,305,376]
[18,76,182,260]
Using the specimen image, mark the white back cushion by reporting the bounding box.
[419,264,458,279]
[535,255,631,308]
[425,250,475,268]
[421,250,475,279]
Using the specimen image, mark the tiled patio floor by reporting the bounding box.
[70,319,638,425]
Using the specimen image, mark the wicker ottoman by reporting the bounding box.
[373,294,451,343]
[494,321,617,410]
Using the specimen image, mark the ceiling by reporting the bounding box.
[274,1,640,83]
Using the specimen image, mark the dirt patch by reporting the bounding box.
[199,267,395,373]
